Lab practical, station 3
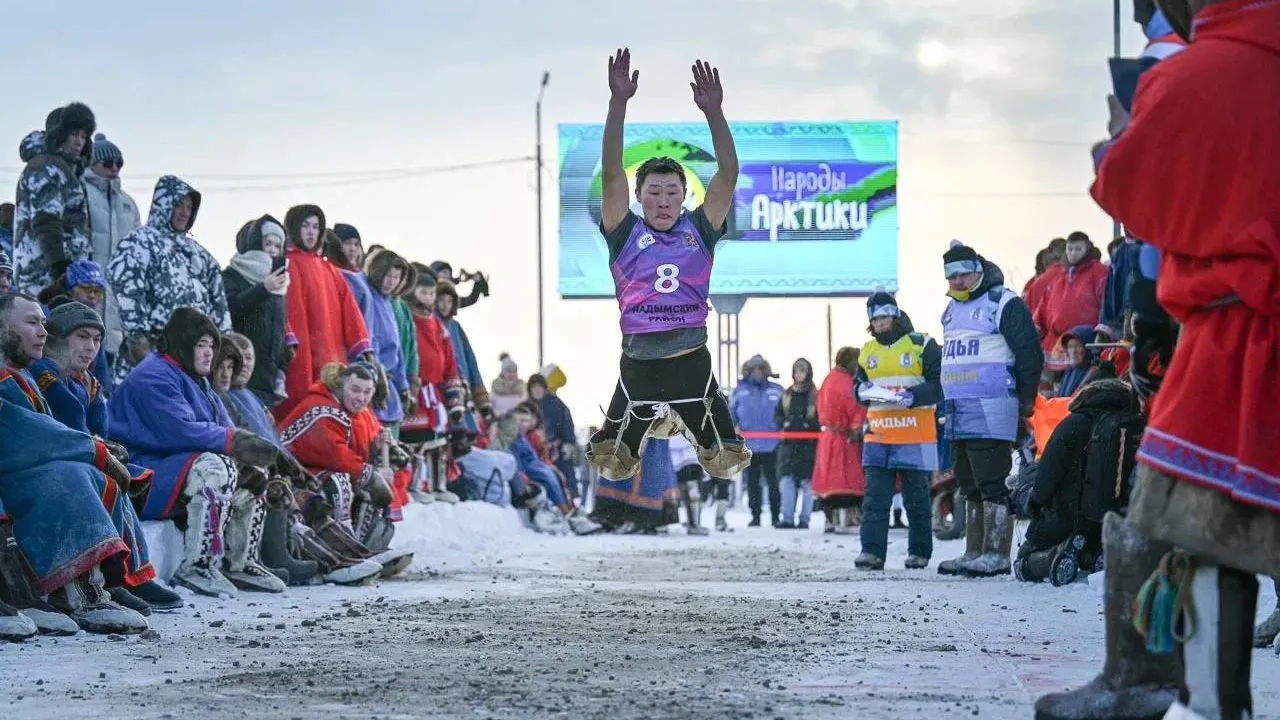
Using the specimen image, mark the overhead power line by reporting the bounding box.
[0,156,534,188]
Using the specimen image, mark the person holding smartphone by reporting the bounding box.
[223,214,297,408]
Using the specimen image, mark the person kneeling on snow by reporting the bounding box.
[107,307,285,597]
[1014,377,1143,585]
[278,361,414,578]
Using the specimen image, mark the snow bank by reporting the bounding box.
[141,501,537,582]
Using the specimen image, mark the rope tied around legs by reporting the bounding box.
[1132,550,1198,654]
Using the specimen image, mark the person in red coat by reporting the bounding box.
[1044,1,1280,717]
[278,362,412,576]
[1035,231,1109,353]
[273,205,373,422]
[812,346,867,532]
[1022,238,1066,328]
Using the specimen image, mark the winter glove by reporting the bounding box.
[123,332,154,365]
[892,390,915,409]
[229,428,280,467]
[473,273,490,298]
[280,344,297,368]
[237,464,270,496]
[102,439,130,465]
[103,452,132,493]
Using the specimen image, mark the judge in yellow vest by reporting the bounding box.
[852,292,943,571]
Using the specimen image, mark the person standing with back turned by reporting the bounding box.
[584,48,751,484]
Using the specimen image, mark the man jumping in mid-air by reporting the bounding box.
[585,47,751,483]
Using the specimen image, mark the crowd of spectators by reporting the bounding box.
[0,102,598,642]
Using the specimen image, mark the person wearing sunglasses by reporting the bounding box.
[81,133,141,382]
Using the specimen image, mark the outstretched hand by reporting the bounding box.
[690,59,723,113]
[608,48,639,100]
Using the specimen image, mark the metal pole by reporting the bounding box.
[1111,0,1123,240]
[536,72,549,370]
[826,303,833,372]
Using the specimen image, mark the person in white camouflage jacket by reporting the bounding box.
[107,175,231,385]
[12,102,96,294]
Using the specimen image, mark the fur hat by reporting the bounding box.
[363,247,415,297]
[213,334,244,383]
[45,102,96,159]
[156,307,221,376]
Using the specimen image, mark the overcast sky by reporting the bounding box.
[1,0,1148,420]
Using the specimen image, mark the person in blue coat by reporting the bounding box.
[732,355,784,526]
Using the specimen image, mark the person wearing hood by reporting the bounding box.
[26,298,185,613]
[436,276,492,429]
[0,202,13,258]
[936,241,1043,578]
[732,355,785,527]
[1055,325,1097,398]
[274,206,373,422]
[490,353,527,416]
[1035,231,1109,354]
[0,249,13,295]
[774,358,820,530]
[12,103,96,295]
[80,134,141,366]
[1023,238,1065,326]
[812,347,869,532]
[1044,2,1280,717]
[277,361,416,577]
[852,293,943,570]
[107,308,284,598]
[222,214,295,407]
[107,175,231,386]
[357,245,415,429]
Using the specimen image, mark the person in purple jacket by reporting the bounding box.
[585,48,751,483]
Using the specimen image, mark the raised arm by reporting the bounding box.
[691,60,738,230]
[601,48,639,234]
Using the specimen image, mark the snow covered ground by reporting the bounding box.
[4,502,1280,719]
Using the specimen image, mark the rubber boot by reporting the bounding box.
[49,567,149,635]
[960,501,1013,577]
[0,520,80,636]
[855,552,885,570]
[1164,565,1256,720]
[1033,513,1182,720]
[938,500,985,576]
[260,508,319,586]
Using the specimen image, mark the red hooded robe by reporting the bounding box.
[273,205,372,422]
[811,366,867,500]
[1092,0,1280,510]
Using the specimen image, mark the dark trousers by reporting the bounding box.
[743,452,780,521]
[861,467,932,560]
[593,347,739,456]
[952,439,1013,503]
